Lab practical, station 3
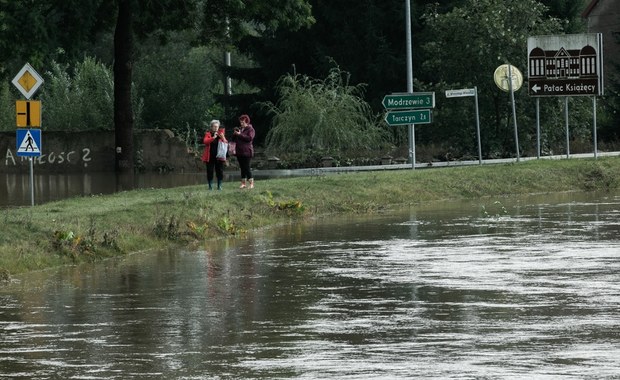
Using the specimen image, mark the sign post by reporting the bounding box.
[384,109,432,126]
[16,100,42,127]
[12,63,44,100]
[445,87,482,164]
[16,129,42,157]
[12,63,44,206]
[405,0,414,169]
[494,64,524,162]
[383,91,435,168]
[509,64,520,162]
[527,33,604,158]
[382,93,435,110]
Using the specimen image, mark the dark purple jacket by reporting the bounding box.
[233,124,255,158]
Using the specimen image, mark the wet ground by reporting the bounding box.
[1,191,619,378]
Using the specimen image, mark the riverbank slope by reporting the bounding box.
[2,157,619,278]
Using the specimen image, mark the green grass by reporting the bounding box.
[1,157,619,278]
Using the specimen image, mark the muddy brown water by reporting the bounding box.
[1,191,619,378]
[1,172,212,208]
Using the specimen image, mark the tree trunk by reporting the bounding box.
[114,0,134,173]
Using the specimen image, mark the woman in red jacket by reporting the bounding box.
[201,119,227,190]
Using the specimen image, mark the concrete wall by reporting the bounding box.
[1,129,203,174]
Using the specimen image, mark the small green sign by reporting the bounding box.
[384,109,432,126]
[382,92,435,110]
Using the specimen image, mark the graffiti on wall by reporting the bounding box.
[1,129,200,173]
[5,148,92,167]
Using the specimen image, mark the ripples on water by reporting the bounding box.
[1,193,619,378]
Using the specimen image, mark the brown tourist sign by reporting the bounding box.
[527,33,603,97]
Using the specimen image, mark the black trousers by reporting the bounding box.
[237,156,253,180]
[206,160,224,182]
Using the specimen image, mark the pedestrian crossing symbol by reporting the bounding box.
[16,129,42,157]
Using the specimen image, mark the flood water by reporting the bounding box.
[0,172,209,208]
[1,192,620,378]
[1,171,290,208]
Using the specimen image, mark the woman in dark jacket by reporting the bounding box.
[232,114,255,189]
[201,119,227,190]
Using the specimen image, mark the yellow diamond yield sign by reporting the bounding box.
[12,63,44,99]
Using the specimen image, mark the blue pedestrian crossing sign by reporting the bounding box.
[16,129,42,157]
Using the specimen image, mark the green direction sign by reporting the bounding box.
[382,92,435,110]
[384,109,432,126]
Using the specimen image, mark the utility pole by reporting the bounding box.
[224,17,232,96]
[405,0,415,169]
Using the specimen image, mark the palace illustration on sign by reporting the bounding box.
[529,45,598,80]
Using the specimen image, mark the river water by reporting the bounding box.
[1,171,293,208]
[0,173,209,208]
[1,192,620,378]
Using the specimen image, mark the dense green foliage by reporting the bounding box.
[418,0,566,158]
[0,0,314,171]
[0,0,616,164]
[0,82,12,131]
[230,0,616,160]
[540,0,589,32]
[264,67,387,156]
[41,58,116,131]
[133,33,223,133]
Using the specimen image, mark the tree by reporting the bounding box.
[112,0,203,173]
[198,0,314,144]
[114,0,134,172]
[418,0,568,158]
[41,58,115,131]
[221,0,459,148]
[264,66,385,157]
[0,0,114,78]
[113,0,313,172]
[133,32,225,133]
[540,0,588,33]
[200,0,314,44]
[1,0,313,172]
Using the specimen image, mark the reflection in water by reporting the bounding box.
[0,172,210,208]
[0,171,280,208]
[1,192,620,378]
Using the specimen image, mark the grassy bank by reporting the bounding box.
[1,157,619,278]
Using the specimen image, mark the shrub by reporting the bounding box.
[263,65,390,157]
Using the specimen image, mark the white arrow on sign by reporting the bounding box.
[531,84,541,93]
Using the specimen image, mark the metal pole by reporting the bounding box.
[565,96,570,158]
[405,0,415,169]
[224,51,232,96]
[224,17,232,96]
[508,64,519,162]
[536,97,540,159]
[29,157,34,206]
[593,96,598,159]
[474,86,482,165]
